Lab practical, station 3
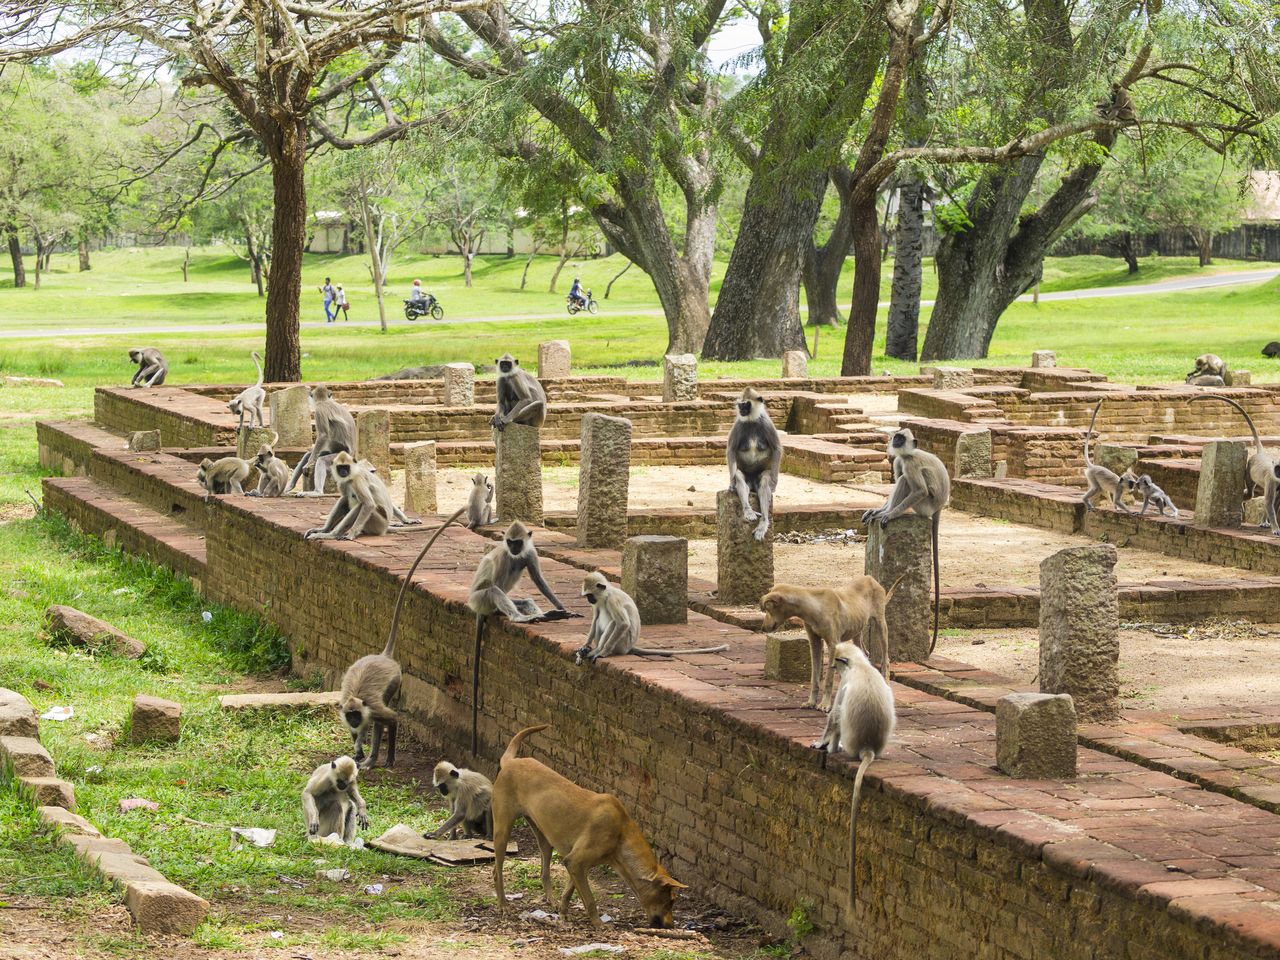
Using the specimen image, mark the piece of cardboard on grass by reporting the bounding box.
[369,824,516,865]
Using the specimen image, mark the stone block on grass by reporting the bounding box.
[130,695,181,745]
[0,735,55,777]
[46,605,145,659]
[0,687,38,738]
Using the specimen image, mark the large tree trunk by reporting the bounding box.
[77,238,91,272]
[6,228,24,288]
[264,125,306,383]
[1195,229,1213,266]
[801,170,853,327]
[885,178,926,360]
[1119,231,1139,273]
[840,195,883,374]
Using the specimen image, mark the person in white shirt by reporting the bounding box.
[410,279,426,302]
[335,285,349,320]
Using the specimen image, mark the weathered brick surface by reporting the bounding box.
[1039,545,1119,721]
[996,692,1077,778]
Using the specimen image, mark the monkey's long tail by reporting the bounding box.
[848,748,876,905]
[500,724,550,766]
[882,572,908,604]
[252,350,263,388]
[631,644,730,657]
[1084,399,1103,467]
[927,512,941,656]
[384,507,467,659]
[472,615,485,758]
[1190,395,1264,458]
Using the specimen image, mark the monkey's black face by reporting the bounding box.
[891,432,906,449]
[737,401,751,417]
[344,710,363,729]
[336,464,351,479]
[436,782,450,797]
[498,360,514,373]
[506,538,523,555]
[335,779,349,791]
[585,593,597,605]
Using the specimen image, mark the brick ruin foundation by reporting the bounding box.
[35,363,1280,959]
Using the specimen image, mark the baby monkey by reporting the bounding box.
[427,761,493,840]
[302,756,368,845]
[197,455,252,499]
[1132,473,1178,517]
[467,473,495,529]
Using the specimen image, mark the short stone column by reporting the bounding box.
[716,490,773,605]
[1195,440,1248,528]
[494,423,543,525]
[955,429,993,478]
[1031,350,1057,368]
[1039,545,1119,721]
[1231,370,1252,386]
[355,410,391,478]
[538,340,572,379]
[764,633,810,681]
[127,430,161,453]
[403,441,438,515]
[269,385,312,447]
[864,514,932,662]
[663,354,698,402]
[443,363,475,406]
[130,695,182,744]
[1096,443,1138,477]
[931,367,975,390]
[781,350,808,379]
[996,692,1077,778]
[622,536,687,624]
[577,413,632,548]
[236,426,275,461]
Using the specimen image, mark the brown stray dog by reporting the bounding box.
[760,574,903,710]
[492,724,686,928]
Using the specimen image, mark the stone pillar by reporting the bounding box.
[781,350,808,379]
[495,424,543,524]
[1194,440,1248,528]
[931,367,975,390]
[1230,370,1252,386]
[577,413,632,548]
[236,426,275,461]
[996,693,1077,778]
[443,363,475,406]
[864,514,932,662]
[716,490,773,605]
[1038,545,1119,721]
[663,354,698,402]
[1031,350,1057,368]
[764,633,810,681]
[954,429,993,478]
[1096,443,1138,477]
[355,410,391,478]
[622,536,687,624]
[127,430,161,453]
[269,385,312,448]
[403,441,437,515]
[538,340,572,379]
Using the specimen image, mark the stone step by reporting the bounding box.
[218,691,341,713]
[41,477,207,583]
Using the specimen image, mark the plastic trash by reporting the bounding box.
[268,931,284,940]
[40,706,73,721]
[364,883,384,895]
[520,909,559,923]
[201,611,213,623]
[118,798,159,812]
[317,868,349,882]
[230,827,277,848]
[559,945,624,956]
[85,765,102,775]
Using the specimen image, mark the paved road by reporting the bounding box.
[2,267,1276,340]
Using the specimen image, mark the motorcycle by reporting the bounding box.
[404,295,444,321]
[566,290,598,316]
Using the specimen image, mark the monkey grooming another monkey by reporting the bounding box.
[491,353,547,430]
[759,574,903,709]
[1081,400,1132,515]
[814,641,896,905]
[861,427,950,655]
[492,725,687,929]
[228,351,267,428]
[285,385,357,495]
[338,508,466,768]
[576,572,728,662]
[302,756,368,845]
[128,347,168,388]
[727,387,782,542]
[467,473,495,529]
[1134,473,1179,518]
[1191,394,1280,534]
[247,435,290,498]
[427,761,494,840]
[196,455,252,499]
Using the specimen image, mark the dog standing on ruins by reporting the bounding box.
[759,574,902,710]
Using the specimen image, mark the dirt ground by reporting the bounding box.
[935,621,1280,712]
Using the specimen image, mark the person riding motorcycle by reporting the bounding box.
[568,277,587,307]
[410,279,427,302]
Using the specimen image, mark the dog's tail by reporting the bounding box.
[501,724,549,766]
[882,573,908,604]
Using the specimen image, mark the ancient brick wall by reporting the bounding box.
[391,401,741,443]
[1000,390,1280,442]
[95,390,230,448]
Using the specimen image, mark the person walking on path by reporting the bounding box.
[320,277,335,322]
[335,284,349,321]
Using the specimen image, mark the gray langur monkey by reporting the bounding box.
[575,572,728,663]
[247,435,289,498]
[305,452,421,541]
[1081,400,1132,514]
[814,641,895,906]
[727,387,782,542]
[466,520,580,755]
[1188,353,1230,385]
[467,473,495,529]
[128,347,168,388]
[862,427,950,654]
[228,351,266,428]
[302,756,367,844]
[285,385,357,495]
[1134,474,1179,518]
[196,455,252,499]
[490,353,547,430]
[427,761,494,840]
[1191,395,1280,534]
[339,508,466,768]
